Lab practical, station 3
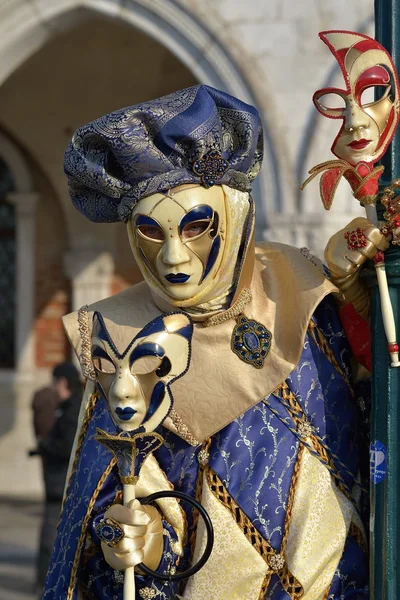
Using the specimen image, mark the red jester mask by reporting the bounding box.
[314,31,400,167]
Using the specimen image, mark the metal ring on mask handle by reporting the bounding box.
[138,490,214,581]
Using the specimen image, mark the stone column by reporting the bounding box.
[64,249,114,311]
[7,191,39,382]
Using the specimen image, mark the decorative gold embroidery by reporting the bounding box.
[307,320,353,394]
[197,448,210,467]
[67,458,117,600]
[203,287,252,327]
[268,553,285,571]
[190,438,211,559]
[297,421,314,439]
[78,305,97,380]
[139,587,157,599]
[273,382,314,439]
[206,466,303,599]
[169,409,200,446]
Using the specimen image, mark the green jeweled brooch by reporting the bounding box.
[231,315,272,369]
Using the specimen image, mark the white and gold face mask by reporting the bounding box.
[127,185,251,310]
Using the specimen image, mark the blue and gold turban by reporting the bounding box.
[64,85,263,222]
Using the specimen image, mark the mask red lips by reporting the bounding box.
[348,139,372,150]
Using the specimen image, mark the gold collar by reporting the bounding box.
[63,243,337,444]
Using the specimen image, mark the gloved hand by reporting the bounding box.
[325,216,389,319]
[101,499,163,571]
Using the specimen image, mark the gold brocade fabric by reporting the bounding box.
[182,448,362,600]
[284,444,355,599]
[62,242,337,444]
[133,454,186,556]
[183,472,268,600]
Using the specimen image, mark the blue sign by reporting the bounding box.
[370,440,387,484]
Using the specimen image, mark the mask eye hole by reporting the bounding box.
[156,356,171,378]
[316,93,346,113]
[182,220,210,240]
[92,347,116,374]
[361,85,391,107]
[132,355,161,375]
[92,356,116,374]
[137,225,165,241]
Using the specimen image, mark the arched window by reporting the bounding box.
[0,157,16,368]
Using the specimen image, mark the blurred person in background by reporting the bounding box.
[31,381,62,452]
[32,362,82,594]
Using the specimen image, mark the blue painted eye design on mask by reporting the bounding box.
[179,205,213,234]
[178,205,221,283]
[129,342,165,368]
[134,214,164,242]
[202,236,221,281]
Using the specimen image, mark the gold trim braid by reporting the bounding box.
[77,305,96,380]
[190,438,212,559]
[67,458,116,599]
[61,391,99,513]
[169,409,200,446]
[281,444,305,554]
[203,287,252,327]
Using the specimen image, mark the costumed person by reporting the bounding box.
[43,83,387,600]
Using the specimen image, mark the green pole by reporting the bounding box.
[367,2,400,597]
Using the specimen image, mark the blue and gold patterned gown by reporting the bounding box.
[43,245,369,600]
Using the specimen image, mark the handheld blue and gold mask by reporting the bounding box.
[91,311,193,433]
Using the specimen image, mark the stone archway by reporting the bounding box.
[0,0,281,236]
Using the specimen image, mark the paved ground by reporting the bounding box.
[0,497,42,600]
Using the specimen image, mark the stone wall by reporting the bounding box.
[174,0,374,246]
[34,167,71,368]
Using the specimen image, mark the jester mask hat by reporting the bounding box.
[64,85,263,309]
[314,30,400,166]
